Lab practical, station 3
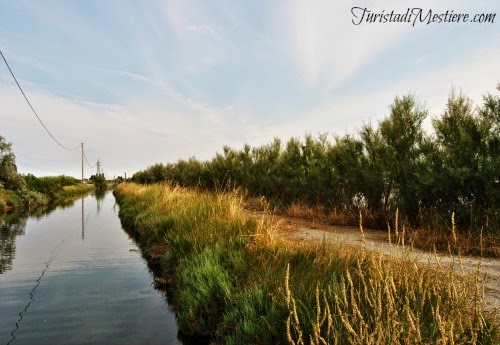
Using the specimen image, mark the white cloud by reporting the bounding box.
[187,24,223,41]
[266,46,500,140]
[287,1,407,87]
[285,0,483,88]
[0,80,262,178]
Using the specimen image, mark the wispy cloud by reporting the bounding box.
[286,1,407,87]
[187,24,223,41]
[268,45,500,140]
[285,0,483,89]
[1,0,498,178]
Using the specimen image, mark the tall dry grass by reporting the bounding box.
[114,182,498,344]
[284,202,499,258]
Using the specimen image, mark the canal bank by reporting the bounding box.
[114,182,498,345]
[0,191,182,345]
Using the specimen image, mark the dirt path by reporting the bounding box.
[250,211,500,312]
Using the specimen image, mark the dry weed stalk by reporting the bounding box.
[451,212,457,246]
[395,207,399,243]
[359,211,366,243]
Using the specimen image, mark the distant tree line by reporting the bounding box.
[24,174,80,198]
[132,87,499,233]
[89,173,107,191]
[1,135,94,210]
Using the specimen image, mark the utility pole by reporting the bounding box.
[81,143,84,183]
[124,172,127,181]
[96,159,101,175]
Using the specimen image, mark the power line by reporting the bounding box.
[0,49,74,151]
[83,150,95,169]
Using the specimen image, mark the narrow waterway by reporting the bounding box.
[0,192,181,345]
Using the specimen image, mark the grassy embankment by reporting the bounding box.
[0,175,94,213]
[114,182,498,345]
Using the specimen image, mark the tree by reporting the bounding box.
[359,123,392,217]
[379,95,428,222]
[329,134,364,212]
[0,135,25,191]
[431,89,498,230]
[93,173,107,191]
[478,84,500,224]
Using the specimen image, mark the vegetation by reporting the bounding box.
[89,173,108,191]
[0,135,26,192]
[0,134,93,212]
[114,182,498,344]
[0,188,25,211]
[24,174,79,196]
[131,87,499,254]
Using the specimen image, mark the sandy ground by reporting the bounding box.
[249,211,500,312]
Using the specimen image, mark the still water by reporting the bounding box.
[0,192,181,345]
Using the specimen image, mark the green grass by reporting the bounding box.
[56,183,94,200]
[0,188,24,210]
[114,182,498,344]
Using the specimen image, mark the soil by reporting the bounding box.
[248,210,500,312]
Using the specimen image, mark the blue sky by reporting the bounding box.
[1,0,499,178]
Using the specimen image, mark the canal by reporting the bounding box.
[0,191,181,344]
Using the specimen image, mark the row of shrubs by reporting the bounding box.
[24,174,80,197]
[131,88,499,237]
[114,182,497,344]
[0,174,93,212]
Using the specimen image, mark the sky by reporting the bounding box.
[1,0,499,179]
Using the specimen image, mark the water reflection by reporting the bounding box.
[0,191,183,344]
[0,196,81,275]
[0,191,113,274]
[53,197,78,210]
[0,213,26,274]
[95,190,105,214]
[81,197,85,240]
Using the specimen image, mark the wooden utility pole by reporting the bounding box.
[81,142,84,183]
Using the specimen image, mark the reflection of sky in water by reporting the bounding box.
[0,192,181,345]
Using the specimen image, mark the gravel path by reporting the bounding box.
[254,212,500,312]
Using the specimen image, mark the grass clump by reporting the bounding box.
[57,184,94,199]
[176,245,232,334]
[114,182,498,344]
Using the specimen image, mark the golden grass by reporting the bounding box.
[283,202,499,258]
[114,182,498,344]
